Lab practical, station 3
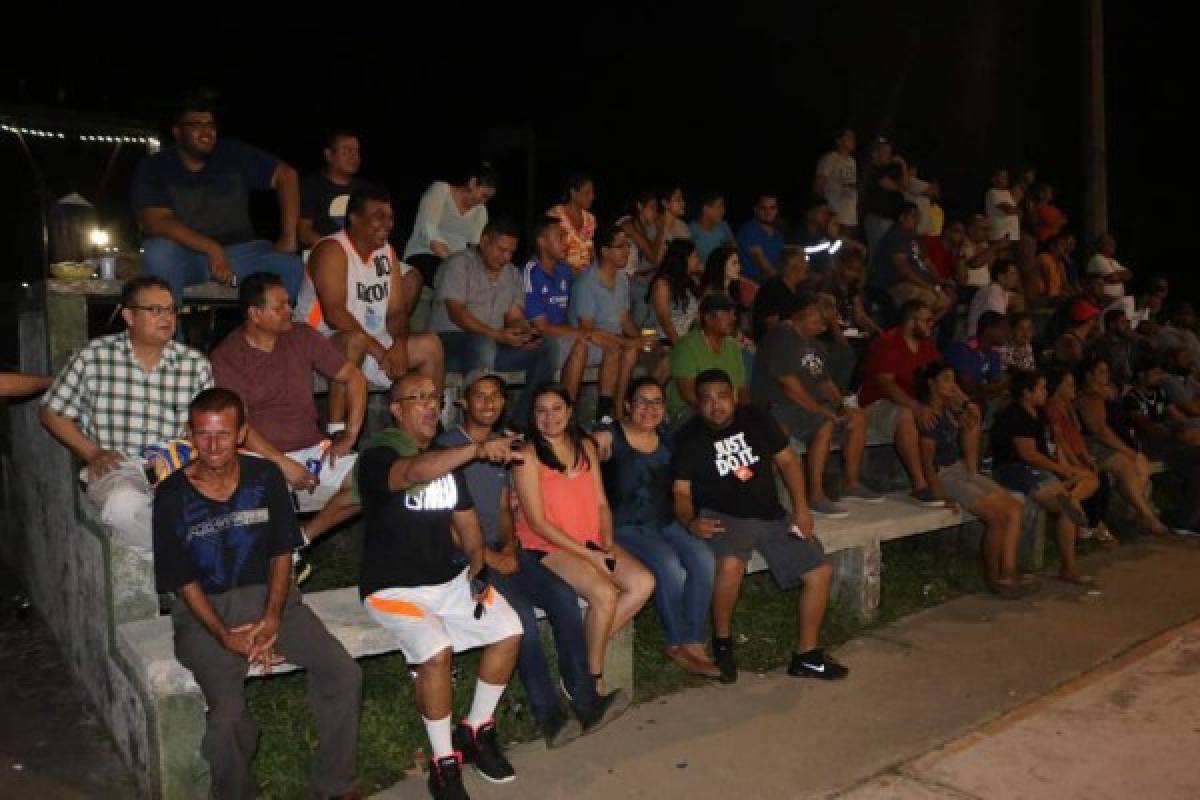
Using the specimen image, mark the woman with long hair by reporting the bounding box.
[512,385,655,694]
[403,161,498,285]
[647,238,703,344]
[595,378,719,677]
[547,171,597,273]
[1044,366,1117,546]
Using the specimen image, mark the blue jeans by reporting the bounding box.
[438,331,556,424]
[140,237,304,304]
[488,548,597,725]
[614,520,715,646]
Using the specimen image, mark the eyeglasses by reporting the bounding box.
[396,393,444,408]
[127,304,178,317]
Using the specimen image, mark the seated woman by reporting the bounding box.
[547,172,598,274]
[513,385,655,694]
[594,378,719,678]
[402,162,497,285]
[915,363,1031,596]
[646,239,703,382]
[1044,366,1118,546]
[699,245,757,371]
[1074,357,1170,537]
[989,369,1099,585]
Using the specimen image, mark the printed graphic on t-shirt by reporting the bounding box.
[404,474,459,512]
[181,483,269,590]
[713,432,760,481]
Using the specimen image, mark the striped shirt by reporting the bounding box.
[43,332,213,459]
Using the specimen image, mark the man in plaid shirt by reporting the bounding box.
[40,276,213,554]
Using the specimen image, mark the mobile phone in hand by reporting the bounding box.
[586,541,617,572]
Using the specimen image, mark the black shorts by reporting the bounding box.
[699,510,827,591]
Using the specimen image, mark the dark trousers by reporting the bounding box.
[489,549,598,724]
[172,585,361,800]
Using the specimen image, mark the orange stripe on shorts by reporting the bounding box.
[367,596,426,619]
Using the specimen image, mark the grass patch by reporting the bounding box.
[247,523,995,798]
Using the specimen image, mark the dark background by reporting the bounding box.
[0,1,1189,352]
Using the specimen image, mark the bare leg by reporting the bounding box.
[960,407,982,473]
[476,635,520,686]
[405,333,445,390]
[796,562,832,652]
[304,484,361,542]
[328,331,370,425]
[559,337,588,401]
[542,550,618,677]
[608,543,655,636]
[414,647,453,721]
[894,408,929,491]
[711,556,746,639]
[1105,454,1166,534]
[1055,514,1083,580]
[807,420,835,503]
[841,407,867,488]
[612,346,639,420]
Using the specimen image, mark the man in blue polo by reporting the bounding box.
[736,191,785,282]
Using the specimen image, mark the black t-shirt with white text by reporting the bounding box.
[153,455,300,595]
[671,406,789,520]
[357,446,475,597]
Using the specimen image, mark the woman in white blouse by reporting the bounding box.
[403,162,498,284]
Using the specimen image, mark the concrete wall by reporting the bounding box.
[3,308,160,797]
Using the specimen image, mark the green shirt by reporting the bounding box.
[667,330,746,417]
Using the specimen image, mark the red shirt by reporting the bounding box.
[922,235,956,281]
[211,323,348,452]
[858,326,941,406]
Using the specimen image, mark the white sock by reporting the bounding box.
[422,715,454,760]
[465,680,506,729]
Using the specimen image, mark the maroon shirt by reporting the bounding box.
[859,326,940,407]
[212,323,347,452]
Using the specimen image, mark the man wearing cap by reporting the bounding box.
[211,271,367,556]
[667,293,748,424]
[434,369,627,748]
[1054,299,1101,367]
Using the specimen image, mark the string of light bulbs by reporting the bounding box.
[1,123,158,149]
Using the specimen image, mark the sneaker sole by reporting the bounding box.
[546,718,584,749]
[472,765,517,784]
[811,508,850,518]
[787,666,849,681]
[584,690,632,734]
[842,495,887,504]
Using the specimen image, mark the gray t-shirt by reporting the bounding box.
[430,246,525,333]
[434,427,509,547]
[752,325,834,412]
[1163,374,1200,408]
[569,267,630,334]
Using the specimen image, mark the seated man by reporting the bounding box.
[672,368,848,684]
[667,293,748,424]
[858,300,961,506]
[39,276,213,553]
[966,257,1020,338]
[153,388,361,800]
[295,185,443,429]
[569,224,644,424]
[357,374,524,797]
[1053,299,1101,368]
[435,370,627,748]
[819,248,880,391]
[523,216,594,401]
[869,202,954,326]
[1087,232,1135,319]
[299,130,368,249]
[131,95,303,304]
[1159,302,1200,366]
[1163,347,1200,430]
[752,245,811,343]
[211,272,368,555]
[752,293,882,518]
[1089,309,1136,386]
[430,219,555,425]
[945,310,1011,411]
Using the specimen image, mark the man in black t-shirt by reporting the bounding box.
[153,388,361,800]
[671,368,848,685]
[299,130,369,248]
[357,373,524,798]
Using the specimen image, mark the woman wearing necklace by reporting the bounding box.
[547,172,598,274]
[594,378,720,677]
[512,384,654,694]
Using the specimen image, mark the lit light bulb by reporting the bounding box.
[89,228,111,248]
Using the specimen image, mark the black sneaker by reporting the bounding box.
[542,708,583,749]
[910,488,944,508]
[453,720,515,784]
[787,649,849,681]
[713,643,738,684]
[578,688,631,734]
[427,753,469,800]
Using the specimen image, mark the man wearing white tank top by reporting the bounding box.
[297,186,443,429]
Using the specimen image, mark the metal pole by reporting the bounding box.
[1084,0,1108,245]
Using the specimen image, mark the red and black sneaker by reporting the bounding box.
[427,752,469,800]
[453,720,516,784]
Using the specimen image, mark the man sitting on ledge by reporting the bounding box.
[39,276,213,554]
[295,185,443,429]
[153,388,361,800]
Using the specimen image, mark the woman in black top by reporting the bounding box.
[990,369,1099,584]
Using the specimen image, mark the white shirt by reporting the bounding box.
[959,239,991,288]
[905,177,933,236]
[816,151,858,226]
[1088,254,1129,299]
[985,188,1019,243]
[966,282,1009,338]
[295,230,410,345]
[403,181,488,260]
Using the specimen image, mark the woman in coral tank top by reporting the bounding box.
[513,384,654,692]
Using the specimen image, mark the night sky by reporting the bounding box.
[0,2,1189,298]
